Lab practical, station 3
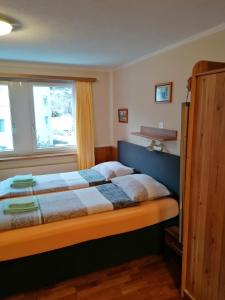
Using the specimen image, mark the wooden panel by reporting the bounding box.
[192,60,225,75]
[218,210,225,300]
[112,146,118,161]
[182,71,225,299]
[94,146,114,164]
[181,69,198,298]
[179,103,190,242]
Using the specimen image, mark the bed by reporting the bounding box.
[0,160,134,199]
[0,141,180,298]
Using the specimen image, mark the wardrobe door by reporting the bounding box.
[218,214,225,300]
[185,71,225,300]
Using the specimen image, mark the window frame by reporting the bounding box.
[31,81,76,154]
[0,80,77,157]
[0,82,15,156]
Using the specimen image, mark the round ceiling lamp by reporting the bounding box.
[0,20,13,36]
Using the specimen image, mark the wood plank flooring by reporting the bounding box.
[4,255,182,300]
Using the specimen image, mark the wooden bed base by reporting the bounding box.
[0,217,177,298]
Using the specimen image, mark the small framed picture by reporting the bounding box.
[155,82,173,103]
[118,108,128,123]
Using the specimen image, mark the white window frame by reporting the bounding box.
[0,80,76,157]
[31,81,76,154]
[0,81,15,156]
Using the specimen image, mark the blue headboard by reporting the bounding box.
[118,141,180,199]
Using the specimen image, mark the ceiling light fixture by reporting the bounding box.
[0,20,13,36]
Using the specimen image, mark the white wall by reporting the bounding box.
[112,29,225,155]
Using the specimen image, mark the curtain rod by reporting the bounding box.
[0,73,97,83]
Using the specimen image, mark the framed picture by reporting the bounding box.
[155,82,173,103]
[118,108,128,123]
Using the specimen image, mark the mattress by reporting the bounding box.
[0,197,178,261]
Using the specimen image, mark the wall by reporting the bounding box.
[1,28,225,178]
[112,29,225,155]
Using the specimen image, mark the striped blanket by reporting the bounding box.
[0,183,136,231]
[0,169,105,200]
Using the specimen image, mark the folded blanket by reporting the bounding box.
[0,184,135,230]
[0,169,105,200]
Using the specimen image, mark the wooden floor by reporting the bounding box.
[5,255,182,300]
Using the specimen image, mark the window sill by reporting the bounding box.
[0,152,76,162]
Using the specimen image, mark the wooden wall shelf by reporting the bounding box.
[132,126,177,142]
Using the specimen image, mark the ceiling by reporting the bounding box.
[0,0,225,69]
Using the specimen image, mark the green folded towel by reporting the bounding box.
[8,201,37,209]
[11,174,36,188]
[4,206,39,214]
[11,181,36,189]
[13,180,35,184]
[13,174,33,183]
[3,197,39,214]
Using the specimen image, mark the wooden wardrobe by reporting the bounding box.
[181,61,225,300]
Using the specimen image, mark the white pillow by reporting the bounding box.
[92,161,134,181]
[111,174,170,202]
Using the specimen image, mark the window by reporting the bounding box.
[0,119,5,132]
[33,85,75,149]
[0,85,14,152]
[0,81,76,155]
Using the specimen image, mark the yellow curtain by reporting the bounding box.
[76,81,95,169]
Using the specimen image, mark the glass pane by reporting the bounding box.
[0,85,14,152]
[33,85,75,149]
